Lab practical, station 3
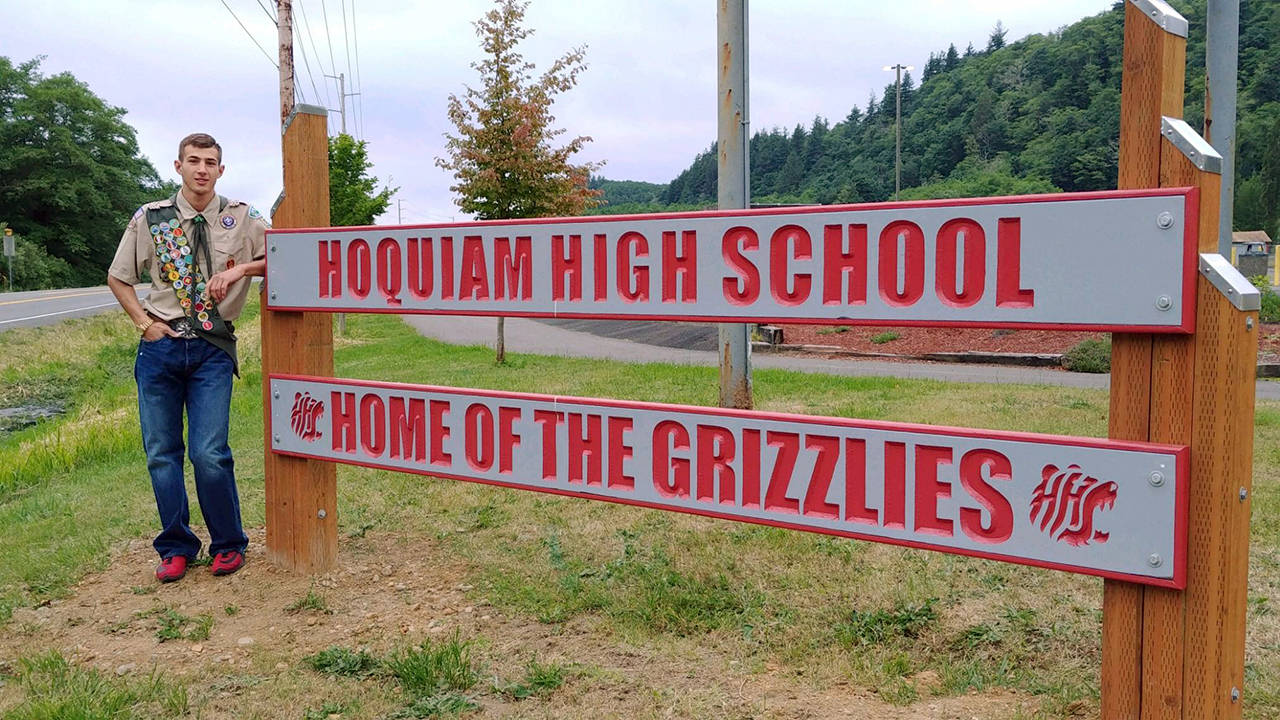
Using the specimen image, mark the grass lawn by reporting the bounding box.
[0,295,1276,719]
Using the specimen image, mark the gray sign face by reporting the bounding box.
[3,234,13,258]
[270,375,1188,587]
[265,189,1196,331]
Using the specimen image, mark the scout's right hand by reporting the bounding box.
[142,320,180,342]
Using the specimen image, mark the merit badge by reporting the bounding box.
[202,321,213,331]
[159,222,170,232]
[181,298,191,309]
[149,224,160,235]
[221,215,236,229]
[173,228,184,238]
[197,311,209,322]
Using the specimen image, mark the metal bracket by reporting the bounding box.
[282,103,329,136]
[1162,117,1224,174]
[1200,253,1261,312]
[269,190,286,223]
[1129,0,1188,38]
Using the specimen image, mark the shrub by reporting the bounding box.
[870,331,900,344]
[1248,275,1280,323]
[1062,337,1111,373]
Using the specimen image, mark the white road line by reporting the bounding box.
[0,301,122,326]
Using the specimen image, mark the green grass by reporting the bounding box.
[285,586,332,614]
[870,331,900,344]
[153,608,213,642]
[305,646,379,678]
[2,651,188,719]
[1,297,1278,718]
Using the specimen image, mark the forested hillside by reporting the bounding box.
[593,0,1279,236]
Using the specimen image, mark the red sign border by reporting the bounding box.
[268,373,1189,588]
[265,187,1199,334]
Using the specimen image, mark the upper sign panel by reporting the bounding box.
[266,188,1197,332]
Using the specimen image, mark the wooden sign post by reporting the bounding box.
[262,104,338,573]
[1103,2,1257,718]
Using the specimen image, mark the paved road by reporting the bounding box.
[0,285,143,331]
[403,315,1280,400]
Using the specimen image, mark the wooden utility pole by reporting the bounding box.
[716,0,752,409]
[262,0,337,573]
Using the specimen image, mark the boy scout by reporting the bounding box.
[107,133,266,582]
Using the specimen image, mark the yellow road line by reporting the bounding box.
[0,289,111,306]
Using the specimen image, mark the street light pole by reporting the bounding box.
[883,64,913,200]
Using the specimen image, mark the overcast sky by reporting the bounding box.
[4,0,1117,225]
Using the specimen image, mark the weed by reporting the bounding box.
[461,502,504,531]
[1062,337,1111,373]
[155,608,213,642]
[130,585,155,595]
[835,598,938,646]
[303,701,353,719]
[870,331,900,344]
[286,586,332,614]
[1251,275,1280,322]
[306,646,379,678]
[391,693,479,718]
[224,604,239,616]
[6,651,188,718]
[817,325,850,335]
[347,520,376,539]
[496,657,568,699]
[386,632,479,697]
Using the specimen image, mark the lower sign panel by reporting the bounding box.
[269,375,1187,587]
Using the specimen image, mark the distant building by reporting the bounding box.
[1232,230,1272,252]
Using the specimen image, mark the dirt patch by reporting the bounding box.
[1260,323,1280,364]
[773,325,1100,358]
[0,528,1039,719]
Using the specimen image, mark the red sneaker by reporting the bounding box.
[210,550,245,576]
[156,556,188,583]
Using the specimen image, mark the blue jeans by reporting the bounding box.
[135,336,248,560]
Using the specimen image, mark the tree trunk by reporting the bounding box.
[495,317,506,364]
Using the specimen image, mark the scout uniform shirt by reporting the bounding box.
[109,192,267,322]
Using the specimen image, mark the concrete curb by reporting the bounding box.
[754,342,1065,368]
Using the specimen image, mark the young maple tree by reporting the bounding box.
[437,0,601,361]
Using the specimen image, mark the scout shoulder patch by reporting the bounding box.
[221,215,236,229]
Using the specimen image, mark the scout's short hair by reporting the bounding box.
[178,133,222,163]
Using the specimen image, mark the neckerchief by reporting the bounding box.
[145,196,239,374]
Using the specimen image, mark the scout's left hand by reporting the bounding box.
[207,265,246,303]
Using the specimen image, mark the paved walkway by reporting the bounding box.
[403,315,1280,400]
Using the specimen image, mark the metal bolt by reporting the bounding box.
[1231,687,1240,703]
[317,509,327,519]
[1156,212,1175,229]
[1148,553,1163,568]
[1240,487,1249,502]
[273,434,280,444]
[1148,471,1166,487]
[1247,317,1255,330]
[273,390,280,399]
[270,290,277,300]
[270,245,277,253]
[1155,295,1173,311]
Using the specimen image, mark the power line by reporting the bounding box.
[340,0,355,138]
[254,0,275,24]
[319,0,340,104]
[351,0,365,139]
[294,13,323,106]
[296,0,334,110]
[220,0,278,69]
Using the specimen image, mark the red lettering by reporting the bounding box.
[722,226,760,306]
[331,391,356,453]
[607,416,635,490]
[533,409,564,481]
[878,221,925,307]
[567,413,603,485]
[389,397,426,462]
[653,420,691,498]
[497,406,521,474]
[429,399,452,467]
[319,240,342,298]
[464,403,494,472]
[440,236,455,300]
[959,449,1015,543]
[552,234,583,302]
[696,424,736,504]
[822,224,867,305]
[459,236,491,301]
[935,219,985,308]
[883,441,907,528]
[617,231,650,303]
[803,435,840,519]
[347,239,372,299]
[661,230,697,302]
[376,238,403,306]
[914,445,955,537]
[765,431,801,514]
[593,234,608,301]
[844,438,876,524]
[494,236,532,300]
[996,218,1035,308]
[407,238,434,299]
[769,224,812,306]
[358,394,386,457]
[742,428,762,508]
